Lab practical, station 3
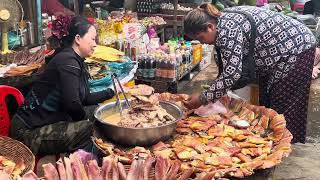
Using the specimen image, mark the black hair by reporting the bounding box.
[61,16,94,47]
[184,3,221,36]
[47,35,60,50]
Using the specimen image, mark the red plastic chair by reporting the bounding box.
[0,85,24,136]
[0,85,59,175]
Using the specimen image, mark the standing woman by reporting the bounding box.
[184,4,317,143]
[10,17,115,154]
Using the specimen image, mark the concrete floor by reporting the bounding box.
[178,63,320,179]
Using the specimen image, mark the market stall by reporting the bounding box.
[3,0,315,179]
[0,85,293,179]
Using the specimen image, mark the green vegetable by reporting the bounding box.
[215,2,225,11]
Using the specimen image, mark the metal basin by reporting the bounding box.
[94,100,183,146]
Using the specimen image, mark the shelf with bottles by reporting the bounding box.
[135,38,203,82]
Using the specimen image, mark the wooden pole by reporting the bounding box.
[173,0,178,38]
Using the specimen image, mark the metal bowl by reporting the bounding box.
[94,100,183,146]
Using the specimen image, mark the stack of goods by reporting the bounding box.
[160,3,193,15]
[96,14,166,61]
[269,5,299,18]
[85,46,134,92]
[152,96,293,178]
[0,47,45,78]
[0,156,26,180]
[139,16,167,27]
[94,95,293,179]
[88,60,134,93]
[86,60,107,80]
[136,39,202,82]
[88,45,125,62]
[136,0,161,13]
[18,148,194,180]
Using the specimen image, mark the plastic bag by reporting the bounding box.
[89,57,135,92]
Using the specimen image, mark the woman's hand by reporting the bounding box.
[184,93,203,110]
[312,65,320,79]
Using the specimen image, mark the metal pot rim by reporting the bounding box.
[94,100,183,130]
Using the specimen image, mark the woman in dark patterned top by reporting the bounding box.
[10,17,115,154]
[184,4,317,143]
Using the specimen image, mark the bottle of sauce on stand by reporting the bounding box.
[136,55,142,79]
[145,55,152,80]
[156,58,163,81]
[141,56,147,79]
[167,57,177,82]
[149,57,156,80]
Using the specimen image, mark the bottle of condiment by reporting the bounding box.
[26,21,35,45]
[150,57,156,80]
[145,55,151,80]
[95,7,102,19]
[137,55,142,79]
[143,56,149,79]
[141,56,147,79]
[156,58,162,81]
[162,58,169,81]
[167,57,176,82]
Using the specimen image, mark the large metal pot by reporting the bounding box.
[94,100,183,146]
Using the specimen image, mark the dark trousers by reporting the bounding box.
[258,48,315,143]
[9,105,97,155]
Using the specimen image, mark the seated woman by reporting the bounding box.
[10,16,115,155]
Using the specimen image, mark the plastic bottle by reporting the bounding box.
[162,58,169,81]
[156,58,162,81]
[145,55,152,80]
[150,57,156,80]
[167,57,176,82]
[141,56,147,79]
[137,56,142,79]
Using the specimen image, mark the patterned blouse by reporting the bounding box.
[202,6,317,103]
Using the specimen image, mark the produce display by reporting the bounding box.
[160,3,193,12]
[89,45,125,62]
[0,156,26,179]
[0,47,45,78]
[0,64,42,77]
[138,16,167,27]
[136,39,201,82]
[94,95,292,179]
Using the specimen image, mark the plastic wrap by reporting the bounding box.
[89,57,136,92]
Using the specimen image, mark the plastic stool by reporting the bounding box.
[0,85,24,136]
